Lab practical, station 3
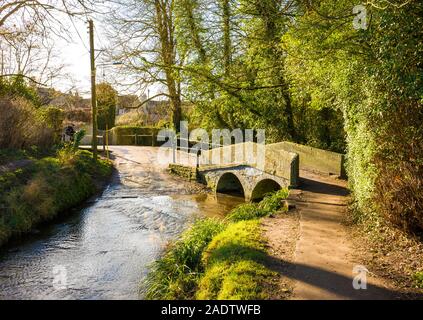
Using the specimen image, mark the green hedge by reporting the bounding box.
[109,126,160,146]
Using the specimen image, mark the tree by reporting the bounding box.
[0,1,94,31]
[107,0,182,131]
[0,20,65,85]
[284,0,423,231]
[174,0,299,141]
[96,82,117,130]
[0,0,96,86]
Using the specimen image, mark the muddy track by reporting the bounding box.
[265,170,402,300]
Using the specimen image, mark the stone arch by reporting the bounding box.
[216,172,245,198]
[250,178,282,202]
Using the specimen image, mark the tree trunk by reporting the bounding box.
[154,0,182,132]
[221,0,231,76]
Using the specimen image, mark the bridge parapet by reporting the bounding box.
[268,142,346,177]
[200,142,299,187]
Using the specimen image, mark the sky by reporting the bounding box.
[53,16,159,99]
[2,3,160,99]
[54,17,111,96]
[55,19,91,94]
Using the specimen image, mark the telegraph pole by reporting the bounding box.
[1,49,4,76]
[88,19,98,161]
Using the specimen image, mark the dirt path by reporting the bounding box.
[265,170,402,300]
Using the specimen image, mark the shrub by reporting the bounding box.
[65,108,91,123]
[0,96,56,150]
[227,189,288,222]
[97,82,117,130]
[259,188,289,214]
[116,110,144,126]
[372,107,423,233]
[38,106,65,143]
[0,76,40,106]
[226,203,261,222]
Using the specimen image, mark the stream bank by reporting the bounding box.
[0,146,243,299]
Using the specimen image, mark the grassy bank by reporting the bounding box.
[0,147,50,166]
[0,150,112,247]
[144,189,288,300]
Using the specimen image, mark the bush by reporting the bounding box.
[372,107,423,233]
[65,108,91,123]
[0,96,57,150]
[116,110,144,126]
[97,82,117,130]
[259,188,289,214]
[0,76,40,106]
[38,106,65,143]
[226,203,261,222]
[227,189,288,222]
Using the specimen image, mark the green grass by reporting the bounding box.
[226,188,289,222]
[0,147,49,165]
[196,260,274,300]
[144,219,225,300]
[413,271,423,289]
[144,188,289,300]
[202,220,267,265]
[197,220,275,300]
[0,150,112,246]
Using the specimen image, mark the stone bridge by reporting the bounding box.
[197,142,300,201]
[198,164,293,202]
[170,141,345,202]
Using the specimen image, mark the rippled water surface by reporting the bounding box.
[0,147,242,299]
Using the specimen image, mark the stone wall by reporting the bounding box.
[269,141,346,177]
[168,163,198,181]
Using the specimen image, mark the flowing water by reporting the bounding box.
[0,146,243,300]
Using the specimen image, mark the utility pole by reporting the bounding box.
[1,49,4,76]
[88,19,98,161]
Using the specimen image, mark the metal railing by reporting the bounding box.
[156,136,225,167]
[120,134,156,146]
[83,135,106,151]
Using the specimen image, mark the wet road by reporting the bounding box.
[0,146,242,299]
